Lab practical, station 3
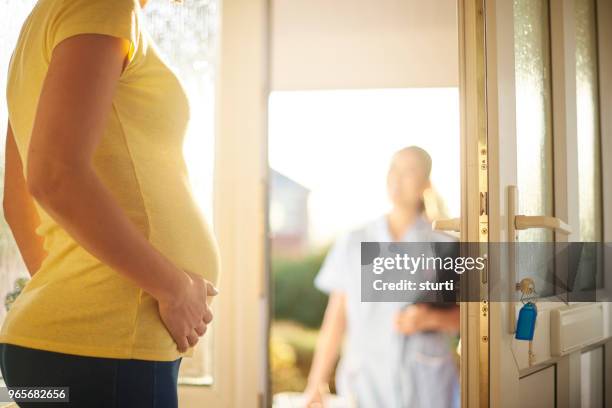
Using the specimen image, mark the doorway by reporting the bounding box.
[266,1,463,406]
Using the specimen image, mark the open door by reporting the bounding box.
[479,0,612,406]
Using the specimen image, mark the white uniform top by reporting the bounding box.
[315,215,460,408]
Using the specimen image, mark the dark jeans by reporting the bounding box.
[0,343,182,408]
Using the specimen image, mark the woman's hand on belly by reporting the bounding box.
[157,270,218,352]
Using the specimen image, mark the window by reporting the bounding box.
[574,0,603,291]
[575,0,602,244]
[0,0,37,335]
[513,0,555,296]
[142,0,219,384]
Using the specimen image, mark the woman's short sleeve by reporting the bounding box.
[314,233,352,294]
[47,0,140,63]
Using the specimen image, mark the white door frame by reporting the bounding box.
[598,1,612,246]
[598,0,612,401]
[179,0,270,406]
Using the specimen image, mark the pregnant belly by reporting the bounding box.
[146,188,220,285]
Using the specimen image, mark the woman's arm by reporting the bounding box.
[3,122,47,276]
[24,33,214,352]
[304,291,347,405]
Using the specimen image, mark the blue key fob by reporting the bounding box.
[515,302,537,341]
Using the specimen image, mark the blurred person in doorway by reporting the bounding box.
[303,146,460,408]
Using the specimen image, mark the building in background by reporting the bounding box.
[269,169,310,257]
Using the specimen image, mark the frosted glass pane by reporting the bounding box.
[142,0,219,384]
[143,0,218,220]
[575,0,602,243]
[513,0,555,295]
[573,0,602,291]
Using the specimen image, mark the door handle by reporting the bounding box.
[508,186,572,238]
[507,185,573,334]
[514,215,572,235]
[432,218,461,232]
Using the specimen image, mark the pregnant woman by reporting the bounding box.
[0,0,220,406]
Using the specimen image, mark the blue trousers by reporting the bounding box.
[0,343,182,408]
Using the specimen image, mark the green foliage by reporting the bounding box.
[270,321,318,393]
[272,249,329,328]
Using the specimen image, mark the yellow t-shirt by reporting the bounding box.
[1,0,220,361]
